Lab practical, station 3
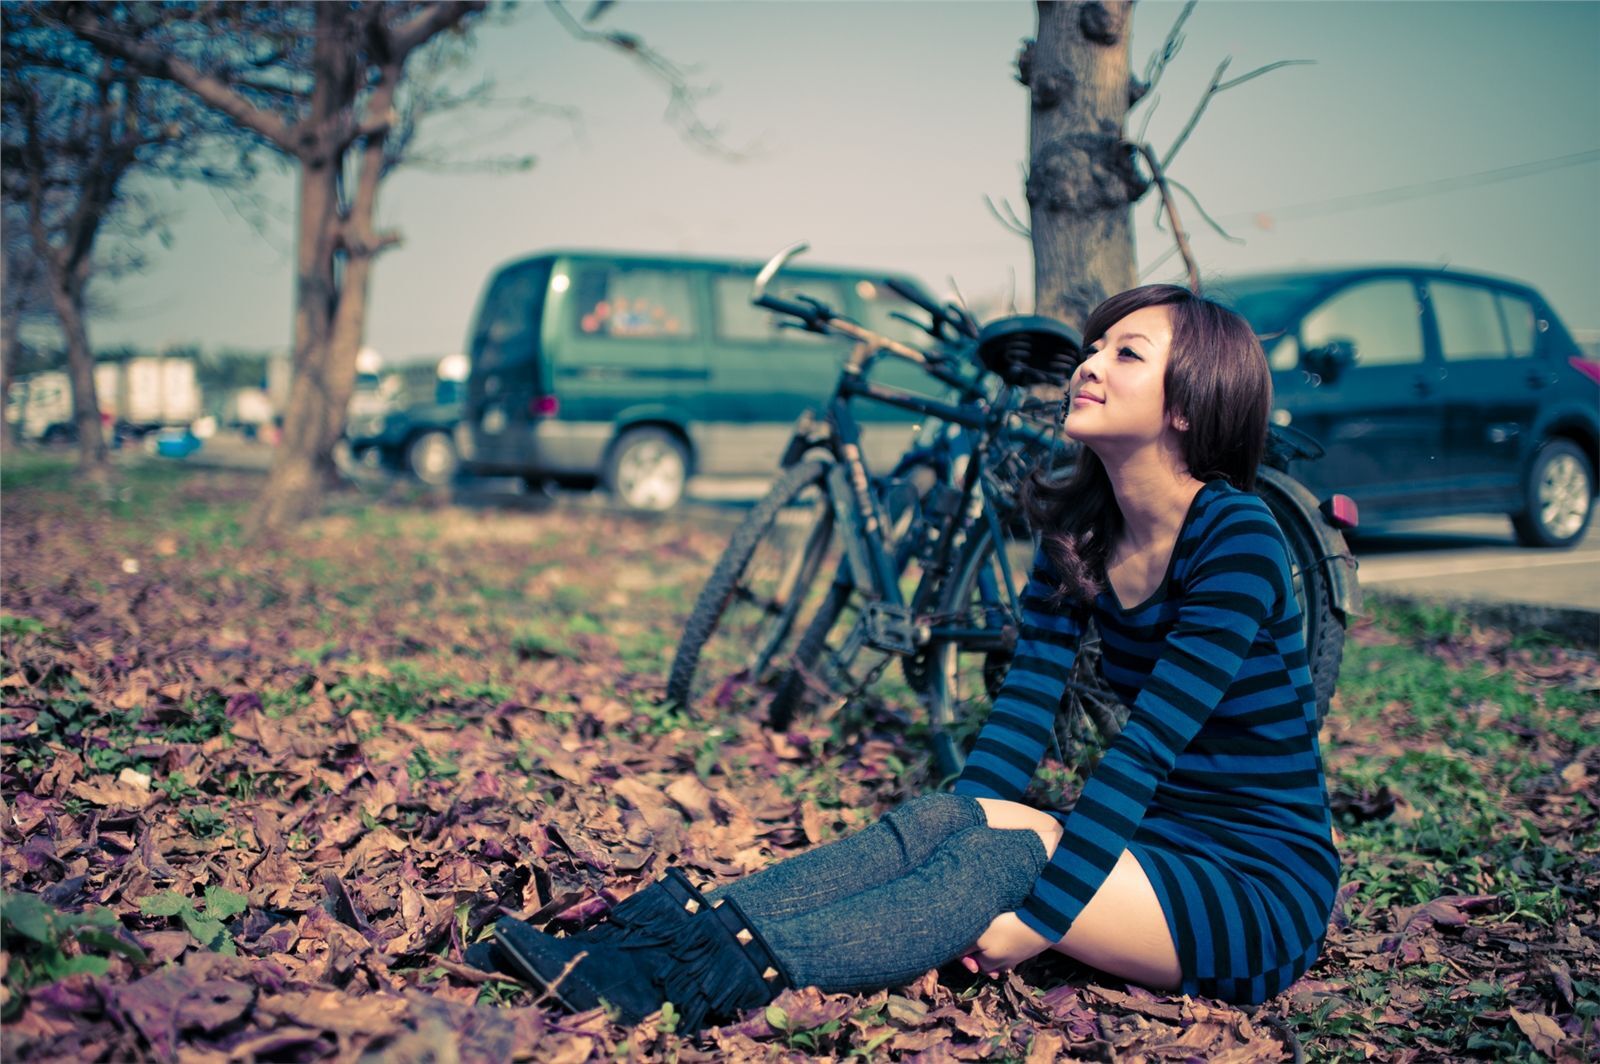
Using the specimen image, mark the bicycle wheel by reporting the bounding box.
[667,458,840,716]
[765,462,946,730]
[923,523,1031,779]
[1258,485,1346,726]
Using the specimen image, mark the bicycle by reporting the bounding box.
[665,244,1080,743]
[669,245,1361,781]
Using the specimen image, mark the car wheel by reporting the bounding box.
[605,427,688,510]
[1511,439,1594,548]
[406,430,459,486]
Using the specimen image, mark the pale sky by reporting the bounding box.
[94,1,1600,364]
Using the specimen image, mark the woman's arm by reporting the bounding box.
[952,547,1086,803]
[1013,499,1289,945]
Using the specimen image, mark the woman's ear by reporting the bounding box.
[1170,410,1191,432]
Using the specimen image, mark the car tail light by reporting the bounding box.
[527,395,559,418]
[1569,357,1600,386]
[1319,494,1359,530]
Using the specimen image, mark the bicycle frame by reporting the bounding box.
[784,339,1029,659]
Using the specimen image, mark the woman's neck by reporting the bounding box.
[1099,447,1205,554]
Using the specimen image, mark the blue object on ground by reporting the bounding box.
[154,430,202,458]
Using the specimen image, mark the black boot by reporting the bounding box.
[466,866,709,981]
[491,894,791,1032]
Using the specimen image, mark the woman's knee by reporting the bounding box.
[885,791,984,837]
[973,797,1063,859]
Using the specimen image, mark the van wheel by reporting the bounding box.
[1512,439,1594,548]
[606,427,689,510]
[406,430,459,486]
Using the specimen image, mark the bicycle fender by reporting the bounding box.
[1256,466,1363,621]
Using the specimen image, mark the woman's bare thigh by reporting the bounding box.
[974,798,1180,989]
[1054,850,1181,989]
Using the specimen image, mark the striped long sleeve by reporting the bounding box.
[952,549,1084,802]
[954,494,1287,944]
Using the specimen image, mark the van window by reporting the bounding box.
[573,265,698,340]
[1301,279,1423,368]
[713,274,845,344]
[473,263,550,370]
[1497,292,1539,359]
[1431,281,1508,362]
[1266,334,1300,372]
[854,278,930,347]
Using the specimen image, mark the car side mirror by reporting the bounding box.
[1303,338,1357,383]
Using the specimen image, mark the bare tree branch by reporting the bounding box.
[1140,0,1195,100]
[1166,177,1243,244]
[546,0,752,161]
[984,193,1032,240]
[1161,56,1313,171]
[389,1,483,61]
[1134,143,1199,293]
[58,4,298,152]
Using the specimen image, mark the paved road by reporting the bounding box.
[1349,515,1599,618]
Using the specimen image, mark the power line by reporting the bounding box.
[1217,148,1600,225]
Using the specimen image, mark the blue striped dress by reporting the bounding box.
[953,478,1341,1005]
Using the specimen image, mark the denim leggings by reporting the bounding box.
[704,793,1049,993]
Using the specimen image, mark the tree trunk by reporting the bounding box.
[47,273,109,475]
[244,4,356,535]
[245,157,342,533]
[0,303,18,451]
[1024,0,1146,329]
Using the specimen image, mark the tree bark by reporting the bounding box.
[246,3,354,532]
[0,297,18,450]
[46,272,108,473]
[1024,0,1146,329]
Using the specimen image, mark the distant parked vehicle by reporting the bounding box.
[5,371,74,443]
[95,357,201,438]
[1215,266,1598,547]
[346,400,462,486]
[455,249,942,510]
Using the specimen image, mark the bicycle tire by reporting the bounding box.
[766,574,853,730]
[923,521,1029,780]
[1259,487,1345,726]
[666,458,838,716]
[766,460,946,728]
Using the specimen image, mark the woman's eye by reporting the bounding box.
[1118,347,1142,360]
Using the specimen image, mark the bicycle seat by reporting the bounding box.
[975,315,1084,387]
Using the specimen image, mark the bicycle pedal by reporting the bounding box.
[862,603,920,655]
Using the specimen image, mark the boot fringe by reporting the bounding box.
[604,867,706,945]
[657,896,789,1033]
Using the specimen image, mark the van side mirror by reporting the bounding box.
[1303,338,1357,383]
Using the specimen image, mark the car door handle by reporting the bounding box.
[1526,371,1554,388]
[1412,376,1434,396]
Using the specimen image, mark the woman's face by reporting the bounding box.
[1063,304,1180,452]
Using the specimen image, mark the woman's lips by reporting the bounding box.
[1072,394,1104,405]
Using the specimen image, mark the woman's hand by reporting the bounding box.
[962,911,1053,978]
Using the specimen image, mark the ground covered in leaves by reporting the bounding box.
[1,456,1596,1063]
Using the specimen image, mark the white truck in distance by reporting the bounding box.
[5,357,201,442]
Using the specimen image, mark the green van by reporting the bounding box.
[455,250,946,509]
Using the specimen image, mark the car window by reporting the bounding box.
[473,264,549,370]
[854,278,930,347]
[1497,292,1539,359]
[1266,335,1300,372]
[713,274,845,344]
[1430,281,1509,362]
[1301,279,1424,368]
[572,266,698,340]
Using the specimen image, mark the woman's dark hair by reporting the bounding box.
[1022,284,1271,603]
